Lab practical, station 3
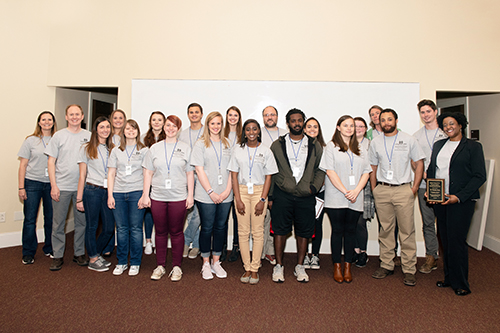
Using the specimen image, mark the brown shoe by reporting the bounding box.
[333,263,343,283]
[419,255,437,274]
[372,267,394,279]
[73,255,89,266]
[50,258,64,271]
[404,273,416,286]
[344,262,352,283]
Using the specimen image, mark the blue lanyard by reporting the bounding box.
[360,137,364,145]
[264,127,279,143]
[210,139,222,173]
[247,144,259,181]
[41,136,49,160]
[425,127,438,151]
[125,144,137,164]
[164,140,178,177]
[383,131,399,168]
[346,150,354,174]
[97,145,109,176]
[288,135,303,163]
[189,127,202,148]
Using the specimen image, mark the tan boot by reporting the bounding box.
[419,255,437,274]
[333,263,343,283]
[344,262,352,283]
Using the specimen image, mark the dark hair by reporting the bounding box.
[240,119,262,147]
[85,116,114,159]
[187,102,203,114]
[331,115,360,156]
[437,112,468,136]
[224,106,242,139]
[368,105,383,128]
[285,108,306,123]
[262,105,278,115]
[380,108,398,120]
[417,99,437,111]
[28,111,57,139]
[119,119,145,151]
[144,111,166,148]
[304,117,326,147]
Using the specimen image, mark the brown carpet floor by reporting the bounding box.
[1,232,500,332]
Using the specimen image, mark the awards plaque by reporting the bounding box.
[426,178,445,203]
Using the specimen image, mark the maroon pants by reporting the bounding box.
[151,199,187,268]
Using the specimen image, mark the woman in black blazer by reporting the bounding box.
[427,112,486,296]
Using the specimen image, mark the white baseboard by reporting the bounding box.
[0,218,74,249]
[483,234,500,255]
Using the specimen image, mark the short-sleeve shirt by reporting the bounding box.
[227,144,278,185]
[18,136,51,183]
[261,127,288,148]
[413,126,447,188]
[109,145,148,193]
[285,134,308,183]
[190,139,233,204]
[142,140,193,202]
[77,144,110,187]
[179,126,204,149]
[44,128,91,191]
[227,131,239,148]
[320,142,371,211]
[368,130,425,185]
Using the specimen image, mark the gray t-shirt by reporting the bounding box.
[179,126,204,149]
[143,140,193,202]
[44,128,91,191]
[368,130,425,185]
[227,144,278,185]
[190,139,233,204]
[285,134,308,184]
[77,144,110,187]
[413,126,448,188]
[320,141,371,211]
[261,126,288,148]
[112,134,121,147]
[227,131,239,148]
[18,136,51,183]
[109,145,148,193]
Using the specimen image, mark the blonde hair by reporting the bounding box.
[201,112,229,148]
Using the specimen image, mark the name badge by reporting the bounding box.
[218,174,223,185]
[386,170,394,180]
[247,182,254,194]
[349,175,356,186]
[292,167,300,178]
[45,168,49,177]
[125,165,132,175]
[165,179,172,189]
[103,179,108,188]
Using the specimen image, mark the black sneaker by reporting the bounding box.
[50,258,64,271]
[22,255,34,265]
[73,255,89,266]
[356,252,369,268]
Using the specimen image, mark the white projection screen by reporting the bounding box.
[131,79,420,139]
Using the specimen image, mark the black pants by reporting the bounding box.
[326,208,361,263]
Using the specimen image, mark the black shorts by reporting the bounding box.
[270,186,316,238]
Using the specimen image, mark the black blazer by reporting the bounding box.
[427,137,486,202]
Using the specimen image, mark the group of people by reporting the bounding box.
[18,99,486,295]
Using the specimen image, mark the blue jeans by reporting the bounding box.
[112,191,145,265]
[83,184,115,258]
[196,201,231,258]
[144,208,154,239]
[184,205,200,248]
[22,179,52,256]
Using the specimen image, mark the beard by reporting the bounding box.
[289,125,303,136]
[265,120,277,128]
[382,124,396,134]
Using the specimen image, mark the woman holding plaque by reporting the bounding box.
[427,112,486,296]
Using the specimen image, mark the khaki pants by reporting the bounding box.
[373,183,417,274]
[237,185,267,272]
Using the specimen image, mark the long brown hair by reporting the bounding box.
[201,112,229,148]
[143,111,166,148]
[331,115,360,156]
[27,111,57,139]
[304,117,326,147]
[110,109,127,136]
[119,119,145,151]
[85,116,114,159]
[223,106,242,141]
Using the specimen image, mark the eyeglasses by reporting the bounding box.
[356,125,366,128]
[264,113,277,117]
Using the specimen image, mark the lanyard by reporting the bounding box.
[210,139,222,174]
[383,131,399,169]
[360,137,364,145]
[346,150,354,174]
[97,145,109,176]
[247,144,259,181]
[125,144,137,164]
[164,140,178,177]
[425,127,438,151]
[288,135,303,163]
[264,127,279,143]
[189,127,202,148]
[41,136,49,160]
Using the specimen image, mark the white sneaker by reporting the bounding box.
[144,242,153,255]
[211,260,227,278]
[303,254,311,269]
[201,261,213,280]
[272,264,285,283]
[169,266,183,282]
[113,264,128,276]
[129,265,140,276]
[294,264,309,283]
[151,265,166,280]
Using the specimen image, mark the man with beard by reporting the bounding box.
[368,109,425,286]
[260,106,288,265]
[268,109,325,283]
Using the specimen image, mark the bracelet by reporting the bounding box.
[207,189,214,195]
[260,197,266,202]
[76,199,83,203]
[19,188,25,190]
